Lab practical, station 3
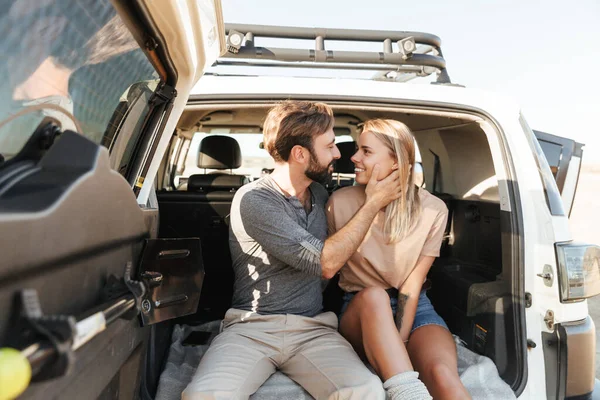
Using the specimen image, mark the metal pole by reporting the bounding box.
[384,38,392,53]
[225,24,442,48]
[214,59,434,74]
[224,47,446,70]
[20,294,136,377]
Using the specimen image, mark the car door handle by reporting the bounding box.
[157,249,191,259]
[154,294,189,309]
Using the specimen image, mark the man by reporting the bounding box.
[183,101,427,399]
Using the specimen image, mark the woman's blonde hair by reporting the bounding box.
[362,119,421,243]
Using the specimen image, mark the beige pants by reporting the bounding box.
[182,308,384,400]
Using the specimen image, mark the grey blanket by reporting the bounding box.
[156,321,515,400]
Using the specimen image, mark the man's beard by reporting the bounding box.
[305,151,334,185]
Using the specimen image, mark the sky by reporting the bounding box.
[220,0,600,163]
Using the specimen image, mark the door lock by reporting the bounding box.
[537,265,554,287]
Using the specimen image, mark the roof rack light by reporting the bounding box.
[397,37,416,60]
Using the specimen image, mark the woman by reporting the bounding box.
[326,119,471,400]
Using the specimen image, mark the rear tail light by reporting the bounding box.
[555,242,600,302]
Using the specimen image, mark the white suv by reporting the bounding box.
[155,25,598,400]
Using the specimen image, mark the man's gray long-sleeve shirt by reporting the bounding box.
[229,175,328,317]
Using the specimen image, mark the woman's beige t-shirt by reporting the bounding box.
[326,186,448,292]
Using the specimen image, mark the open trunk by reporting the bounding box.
[149,100,525,397]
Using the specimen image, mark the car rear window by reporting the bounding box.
[0,0,158,162]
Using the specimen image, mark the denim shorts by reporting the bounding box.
[339,289,448,334]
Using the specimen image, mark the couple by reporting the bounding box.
[183,101,470,400]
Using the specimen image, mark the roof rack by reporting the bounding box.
[215,24,451,84]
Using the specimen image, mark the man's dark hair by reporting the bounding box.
[262,101,334,163]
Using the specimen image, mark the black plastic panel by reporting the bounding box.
[0,132,151,398]
[449,200,502,274]
[0,131,98,212]
[0,133,148,284]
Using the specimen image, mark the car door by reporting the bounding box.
[533,130,584,216]
[0,1,224,399]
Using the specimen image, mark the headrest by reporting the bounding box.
[334,142,357,174]
[198,135,242,169]
[187,174,248,192]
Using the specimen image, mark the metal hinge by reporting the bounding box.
[150,82,177,106]
[544,310,555,330]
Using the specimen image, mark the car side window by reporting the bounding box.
[520,115,565,216]
[537,140,562,179]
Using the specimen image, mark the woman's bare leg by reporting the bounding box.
[339,287,413,380]
[407,325,471,400]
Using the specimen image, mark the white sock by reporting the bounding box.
[383,371,432,400]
